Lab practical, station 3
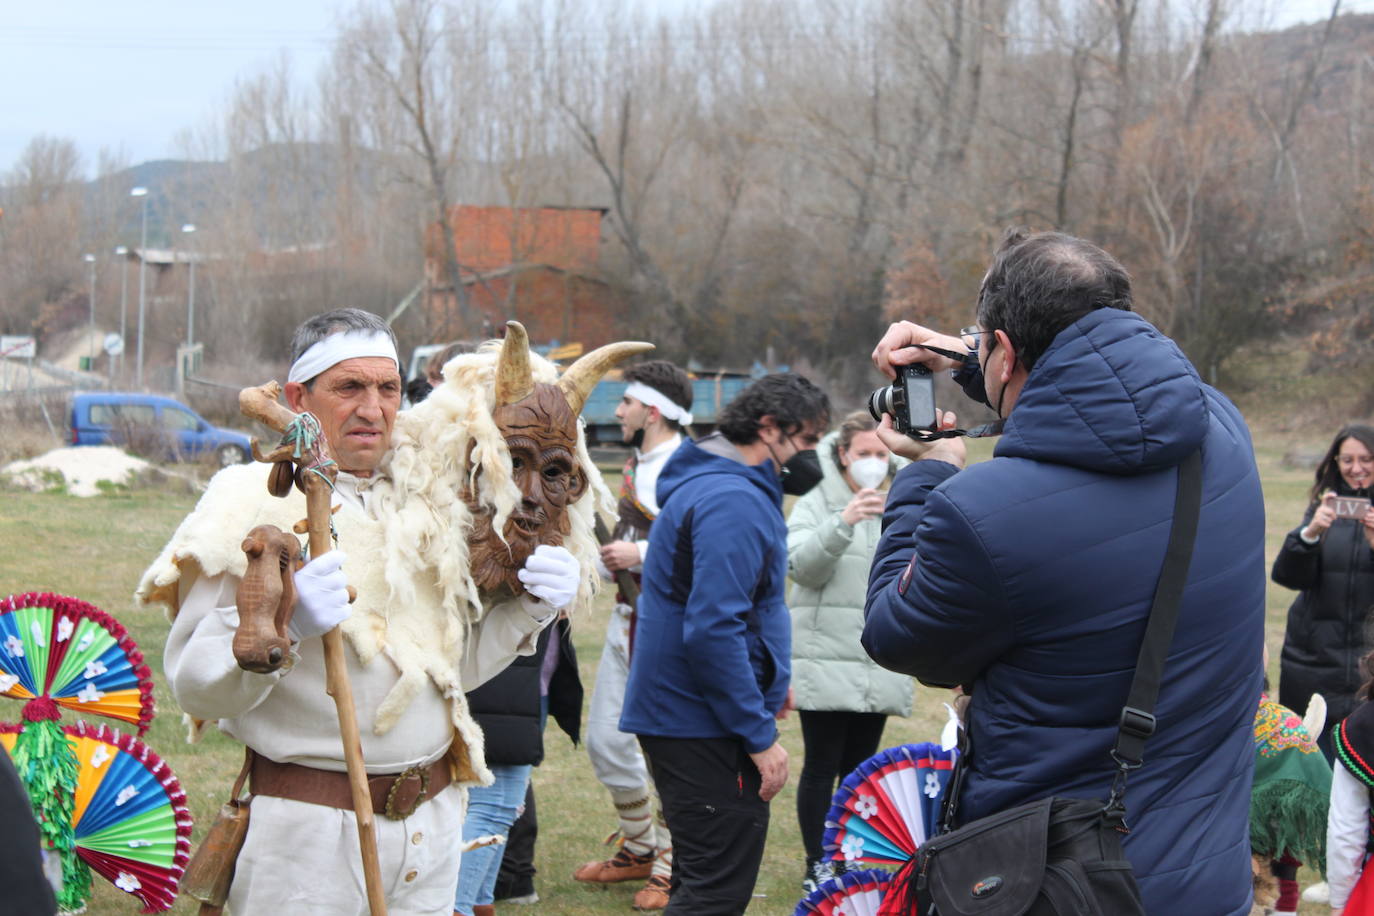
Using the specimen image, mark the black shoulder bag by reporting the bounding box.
[901,450,1203,916]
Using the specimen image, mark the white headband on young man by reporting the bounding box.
[625,381,693,426]
[287,330,399,384]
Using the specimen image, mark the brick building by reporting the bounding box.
[422,205,627,346]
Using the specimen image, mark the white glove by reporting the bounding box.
[290,550,351,641]
[516,544,580,611]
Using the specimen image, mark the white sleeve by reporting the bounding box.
[460,597,552,690]
[163,572,292,722]
[1328,761,1371,910]
[634,538,649,570]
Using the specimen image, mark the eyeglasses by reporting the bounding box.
[960,326,989,353]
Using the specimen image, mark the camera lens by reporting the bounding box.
[867,385,893,423]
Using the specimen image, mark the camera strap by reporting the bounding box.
[890,342,1006,440]
[908,419,1004,442]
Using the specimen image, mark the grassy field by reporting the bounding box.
[0,437,1328,913]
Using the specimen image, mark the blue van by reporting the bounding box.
[70,392,252,467]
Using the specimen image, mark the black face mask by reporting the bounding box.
[780,449,823,496]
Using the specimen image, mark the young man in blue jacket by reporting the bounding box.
[862,229,1264,915]
[621,372,830,915]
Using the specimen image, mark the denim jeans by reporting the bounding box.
[453,763,532,915]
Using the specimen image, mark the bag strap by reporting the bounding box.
[1105,448,1203,819]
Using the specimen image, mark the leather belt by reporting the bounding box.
[249,752,452,821]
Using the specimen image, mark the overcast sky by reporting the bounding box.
[0,0,1361,176]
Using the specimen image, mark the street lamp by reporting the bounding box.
[181,223,196,347]
[114,246,129,379]
[83,254,96,370]
[130,186,149,388]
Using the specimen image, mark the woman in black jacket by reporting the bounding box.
[453,619,581,916]
[1275,423,1374,758]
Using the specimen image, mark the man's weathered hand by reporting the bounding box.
[872,321,966,379]
[517,544,581,610]
[599,540,641,572]
[291,550,352,640]
[749,741,789,802]
[875,411,967,469]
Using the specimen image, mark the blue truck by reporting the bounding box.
[580,372,752,445]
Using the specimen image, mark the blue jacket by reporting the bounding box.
[620,437,791,753]
[863,309,1264,915]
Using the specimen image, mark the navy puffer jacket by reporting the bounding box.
[863,308,1264,916]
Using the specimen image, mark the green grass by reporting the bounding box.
[0,442,1328,913]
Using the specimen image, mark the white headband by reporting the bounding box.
[287,330,399,384]
[625,381,693,426]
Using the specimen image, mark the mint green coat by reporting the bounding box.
[786,434,913,715]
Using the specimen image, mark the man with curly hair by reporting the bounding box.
[622,372,830,915]
[573,360,695,910]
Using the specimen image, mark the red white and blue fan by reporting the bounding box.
[0,592,155,734]
[0,721,192,913]
[822,742,956,867]
[793,868,894,916]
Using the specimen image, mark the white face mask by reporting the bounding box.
[848,456,889,490]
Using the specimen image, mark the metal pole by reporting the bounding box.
[181,223,197,348]
[135,194,148,389]
[187,258,196,346]
[85,256,96,368]
[117,248,129,379]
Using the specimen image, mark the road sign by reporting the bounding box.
[1,335,35,359]
[104,333,124,356]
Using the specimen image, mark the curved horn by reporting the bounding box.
[494,321,534,407]
[557,340,656,415]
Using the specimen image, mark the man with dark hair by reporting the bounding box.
[572,360,693,910]
[621,372,830,915]
[863,230,1263,915]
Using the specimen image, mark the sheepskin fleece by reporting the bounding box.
[370,341,611,624]
[137,342,612,784]
[135,461,489,783]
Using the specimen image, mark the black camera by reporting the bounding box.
[868,363,936,435]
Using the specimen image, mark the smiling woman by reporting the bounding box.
[1274,423,1374,758]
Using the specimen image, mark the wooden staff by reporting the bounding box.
[594,514,640,607]
[239,381,388,916]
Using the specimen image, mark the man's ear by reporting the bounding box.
[756,414,780,445]
[993,329,1018,383]
[284,381,308,412]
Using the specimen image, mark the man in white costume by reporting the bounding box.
[138,310,643,915]
[575,361,691,911]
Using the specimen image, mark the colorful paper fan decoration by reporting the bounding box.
[793,868,894,916]
[1,721,192,914]
[0,592,155,735]
[822,742,956,867]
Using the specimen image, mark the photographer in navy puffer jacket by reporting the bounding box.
[862,229,1264,915]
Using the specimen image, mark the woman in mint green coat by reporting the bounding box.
[787,411,913,891]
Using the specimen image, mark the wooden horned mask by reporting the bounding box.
[467,322,652,594]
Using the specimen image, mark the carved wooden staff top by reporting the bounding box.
[238,380,387,916]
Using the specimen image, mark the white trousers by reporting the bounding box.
[585,603,652,794]
[227,784,465,916]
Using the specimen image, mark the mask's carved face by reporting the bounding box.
[467,384,587,594]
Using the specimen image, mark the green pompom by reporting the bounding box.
[11,722,88,912]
